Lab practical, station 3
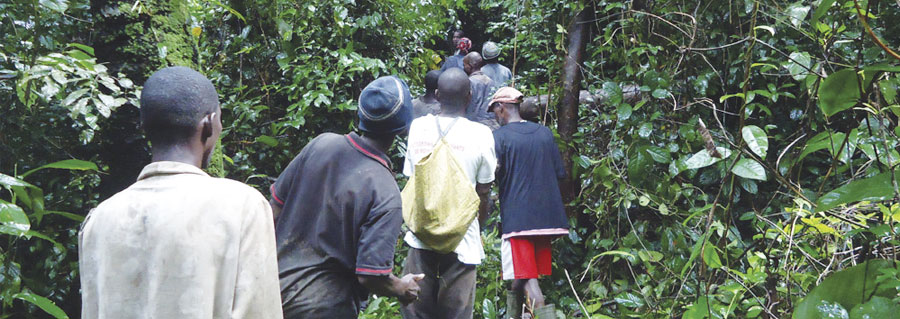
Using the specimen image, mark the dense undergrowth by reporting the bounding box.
[2,0,900,318]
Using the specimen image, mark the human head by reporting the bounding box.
[451,30,464,47]
[456,37,472,55]
[435,68,471,113]
[424,70,442,95]
[140,66,221,168]
[358,76,413,137]
[482,41,501,62]
[488,87,525,126]
[462,52,483,75]
[520,96,541,121]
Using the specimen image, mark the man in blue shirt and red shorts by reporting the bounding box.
[489,87,569,319]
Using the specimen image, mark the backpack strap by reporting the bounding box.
[435,116,460,143]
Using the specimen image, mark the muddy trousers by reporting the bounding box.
[400,247,476,319]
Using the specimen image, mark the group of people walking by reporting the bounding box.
[78,30,569,319]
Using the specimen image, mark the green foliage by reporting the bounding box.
[793,260,899,319]
[3,0,900,318]
[0,160,98,318]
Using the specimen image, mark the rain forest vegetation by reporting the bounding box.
[2,0,900,318]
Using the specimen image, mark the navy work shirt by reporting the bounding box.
[493,121,569,236]
[270,132,402,317]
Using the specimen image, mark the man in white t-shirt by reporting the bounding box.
[400,68,497,319]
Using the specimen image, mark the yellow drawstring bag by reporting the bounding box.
[401,117,479,254]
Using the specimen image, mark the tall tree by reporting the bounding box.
[558,7,590,215]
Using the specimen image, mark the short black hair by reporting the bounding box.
[140,66,219,144]
[424,70,442,92]
[453,29,464,37]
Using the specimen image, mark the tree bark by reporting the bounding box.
[557,8,590,216]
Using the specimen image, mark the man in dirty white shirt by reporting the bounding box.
[78,66,282,319]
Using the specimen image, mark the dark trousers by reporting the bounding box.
[400,247,476,319]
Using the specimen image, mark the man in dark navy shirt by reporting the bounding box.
[488,87,568,319]
[270,76,424,318]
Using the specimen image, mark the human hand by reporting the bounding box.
[397,273,425,305]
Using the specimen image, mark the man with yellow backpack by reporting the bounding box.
[400,68,497,319]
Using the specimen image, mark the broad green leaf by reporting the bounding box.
[61,88,89,107]
[731,158,767,181]
[0,200,30,234]
[645,146,671,163]
[817,68,878,117]
[818,69,860,117]
[684,147,732,170]
[0,173,36,189]
[681,231,710,277]
[651,88,668,99]
[793,260,898,319]
[849,296,900,319]
[255,135,278,147]
[816,168,900,212]
[14,291,69,319]
[798,131,855,164]
[812,0,837,26]
[627,145,653,185]
[741,125,768,159]
[614,292,644,308]
[22,159,99,178]
[638,250,663,263]
[596,250,635,259]
[787,4,810,28]
[39,0,68,13]
[785,52,812,81]
[702,242,723,269]
[67,43,94,56]
[616,103,632,120]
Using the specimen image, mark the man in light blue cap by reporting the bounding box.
[271,76,424,318]
[481,41,513,86]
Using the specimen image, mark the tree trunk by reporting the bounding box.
[557,8,590,216]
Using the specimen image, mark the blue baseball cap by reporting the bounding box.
[358,76,413,135]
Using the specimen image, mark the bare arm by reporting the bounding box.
[476,182,492,225]
[357,273,424,305]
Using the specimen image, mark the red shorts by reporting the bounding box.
[501,236,553,280]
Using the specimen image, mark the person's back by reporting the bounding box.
[493,121,568,236]
[481,62,512,87]
[481,41,512,86]
[488,87,567,319]
[272,76,423,318]
[80,163,280,318]
[401,68,496,319]
[79,66,282,319]
[463,52,499,130]
[412,70,442,118]
[273,132,401,317]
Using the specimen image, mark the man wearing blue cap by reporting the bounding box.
[481,41,513,86]
[270,76,424,318]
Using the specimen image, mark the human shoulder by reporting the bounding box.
[198,178,268,207]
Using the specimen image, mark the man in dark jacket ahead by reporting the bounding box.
[489,87,569,319]
[463,52,499,130]
[271,76,424,318]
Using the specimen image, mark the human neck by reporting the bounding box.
[358,134,393,154]
[507,112,524,123]
[423,92,437,103]
[151,143,204,168]
[439,107,466,117]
